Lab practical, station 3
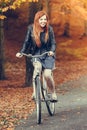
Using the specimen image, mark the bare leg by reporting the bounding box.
[43,69,55,93]
[43,69,57,101]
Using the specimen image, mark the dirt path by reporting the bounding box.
[15,75,87,130]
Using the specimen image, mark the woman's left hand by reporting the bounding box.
[48,51,54,56]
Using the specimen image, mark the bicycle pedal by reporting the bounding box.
[50,99,58,103]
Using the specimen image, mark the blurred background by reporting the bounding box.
[3,0,87,61]
[0,0,87,84]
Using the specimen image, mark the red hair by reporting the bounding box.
[33,11,49,47]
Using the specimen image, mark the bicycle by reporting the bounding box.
[22,52,58,124]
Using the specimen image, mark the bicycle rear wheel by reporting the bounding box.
[46,93,55,116]
[35,76,41,124]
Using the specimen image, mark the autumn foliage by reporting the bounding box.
[0,0,38,19]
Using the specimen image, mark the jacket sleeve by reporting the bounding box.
[20,25,31,53]
[49,26,56,52]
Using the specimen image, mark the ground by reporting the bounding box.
[1,32,87,130]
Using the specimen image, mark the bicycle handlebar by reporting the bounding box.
[22,51,50,58]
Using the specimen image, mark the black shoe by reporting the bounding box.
[51,93,58,102]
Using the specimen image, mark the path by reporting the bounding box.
[15,75,87,130]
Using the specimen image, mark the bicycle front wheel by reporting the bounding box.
[35,76,41,124]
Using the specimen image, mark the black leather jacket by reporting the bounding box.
[20,24,56,55]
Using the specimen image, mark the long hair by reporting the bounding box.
[33,11,49,47]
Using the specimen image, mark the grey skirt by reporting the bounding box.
[32,55,55,70]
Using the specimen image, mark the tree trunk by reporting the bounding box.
[25,0,42,86]
[63,22,70,37]
[0,20,5,80]
[45,0,50,17]
[83,1,87,36]
[60,3,71,37]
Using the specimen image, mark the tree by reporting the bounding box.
[45,0,50,17]
[60,2,71,37]
[80,0,87,38]
[0,0,38,80]
[70,0,87,38]
[25,0,42,86]
[0,19,5,79]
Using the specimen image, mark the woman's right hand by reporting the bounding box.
[16,52,23,58]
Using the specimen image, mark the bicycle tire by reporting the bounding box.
[35,76,41,124]
[42,88,55,116]
[46,95,55,116]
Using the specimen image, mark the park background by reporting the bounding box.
[1,0,87,129]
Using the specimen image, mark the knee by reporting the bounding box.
[43,69,52,79]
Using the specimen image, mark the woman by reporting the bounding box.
[16,11,57,101]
